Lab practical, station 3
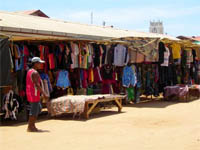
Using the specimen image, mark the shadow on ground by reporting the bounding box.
[1,98,199,126]
[0,109,125,126]
[124,98,200,108]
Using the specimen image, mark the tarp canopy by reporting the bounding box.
[0,36,12,87]
[110,37,160,59]
[176,36,200,48]
[0,11,179,42]
[163,38,200,49]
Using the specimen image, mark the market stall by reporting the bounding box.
[110,37,200,102]
[2,10,199,122]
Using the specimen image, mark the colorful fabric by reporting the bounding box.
[129,50,144,63]
[164,85,188,98]
[118,37,160,61]
[186,50,193,68]
[49,94,126,117]
[48,53,55,69]
[3,90,19,120]
[171,43,181,59]
[94,67,102,83]
[126,87,135,101]
[87,88,93,95]
[114,44,129,66]
[56,70,71,89]
[70,42,79,69]
[49,96,85,117]
[88,68,94,83]
[40,73,53,93]
[122,66,136,87]
[161,46,170,66]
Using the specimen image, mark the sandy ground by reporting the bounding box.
[1,99,200,150]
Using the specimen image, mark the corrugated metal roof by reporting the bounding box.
[14,9,49,18]
[0,11,178,41]
[15,10,40,15]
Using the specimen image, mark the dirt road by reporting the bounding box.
[1,99,200,150]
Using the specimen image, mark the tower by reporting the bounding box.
[149,21,164,34]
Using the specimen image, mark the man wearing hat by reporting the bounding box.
[26,57,48,132]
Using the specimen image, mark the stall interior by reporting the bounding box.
[1,38,200,121]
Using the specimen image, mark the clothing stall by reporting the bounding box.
[111,37,200,103]
[0,37,131,121]
[2,32,200,122]
[0,34,163,120]
[1,11,200,122]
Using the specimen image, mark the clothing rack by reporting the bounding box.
[0,85,12,88]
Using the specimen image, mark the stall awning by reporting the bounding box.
[0,11,179,41]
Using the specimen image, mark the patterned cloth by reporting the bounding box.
[56,70,71,89]
[122,66,136,87]
[164,85,189,98]
[113,37,160,61]
[49,94,125,117]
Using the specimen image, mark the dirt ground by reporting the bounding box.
[1,99,200,150]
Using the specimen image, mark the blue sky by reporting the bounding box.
[0,0,200,37]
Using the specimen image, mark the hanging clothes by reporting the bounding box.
[186,49,193,68]
[126,87,135,102]
[129,50,145,63]
[88,68,94,83]
[122,65,136,88]
[106,45,115,65]
[161,46,170,66]
[14,44,24,71]
[80,69,88,88]
[158,42,166,64]
[69,69,80,93]
[38,45,45,70]
[135,66,142,103]
[92,43,101,68]
[101,64,114,80]
[144,68,154,96]
[3,90,20,120]
[171,43,181,59]
[60,44,72,69]
[70,42,79,69]
[48,53,55,69]
[113,44,129,66]
[101,65,115,94]
[0,37,12,86]
[23,45,29,70]
[79,43,88,69]
[93,67,102,83]
[40,73,53,95]
[88,44,94,67]
[100,44,107,66]
[56,70,71,89]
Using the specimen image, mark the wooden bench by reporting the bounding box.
[83,95,125,119]
[48,95,126,119]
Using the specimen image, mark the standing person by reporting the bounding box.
[26,57,48,132]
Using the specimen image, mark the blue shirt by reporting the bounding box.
[56,70,71,89]
[122,66,136,87]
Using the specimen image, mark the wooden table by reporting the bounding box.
[83,95,125,119]
[188,87,200,101]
